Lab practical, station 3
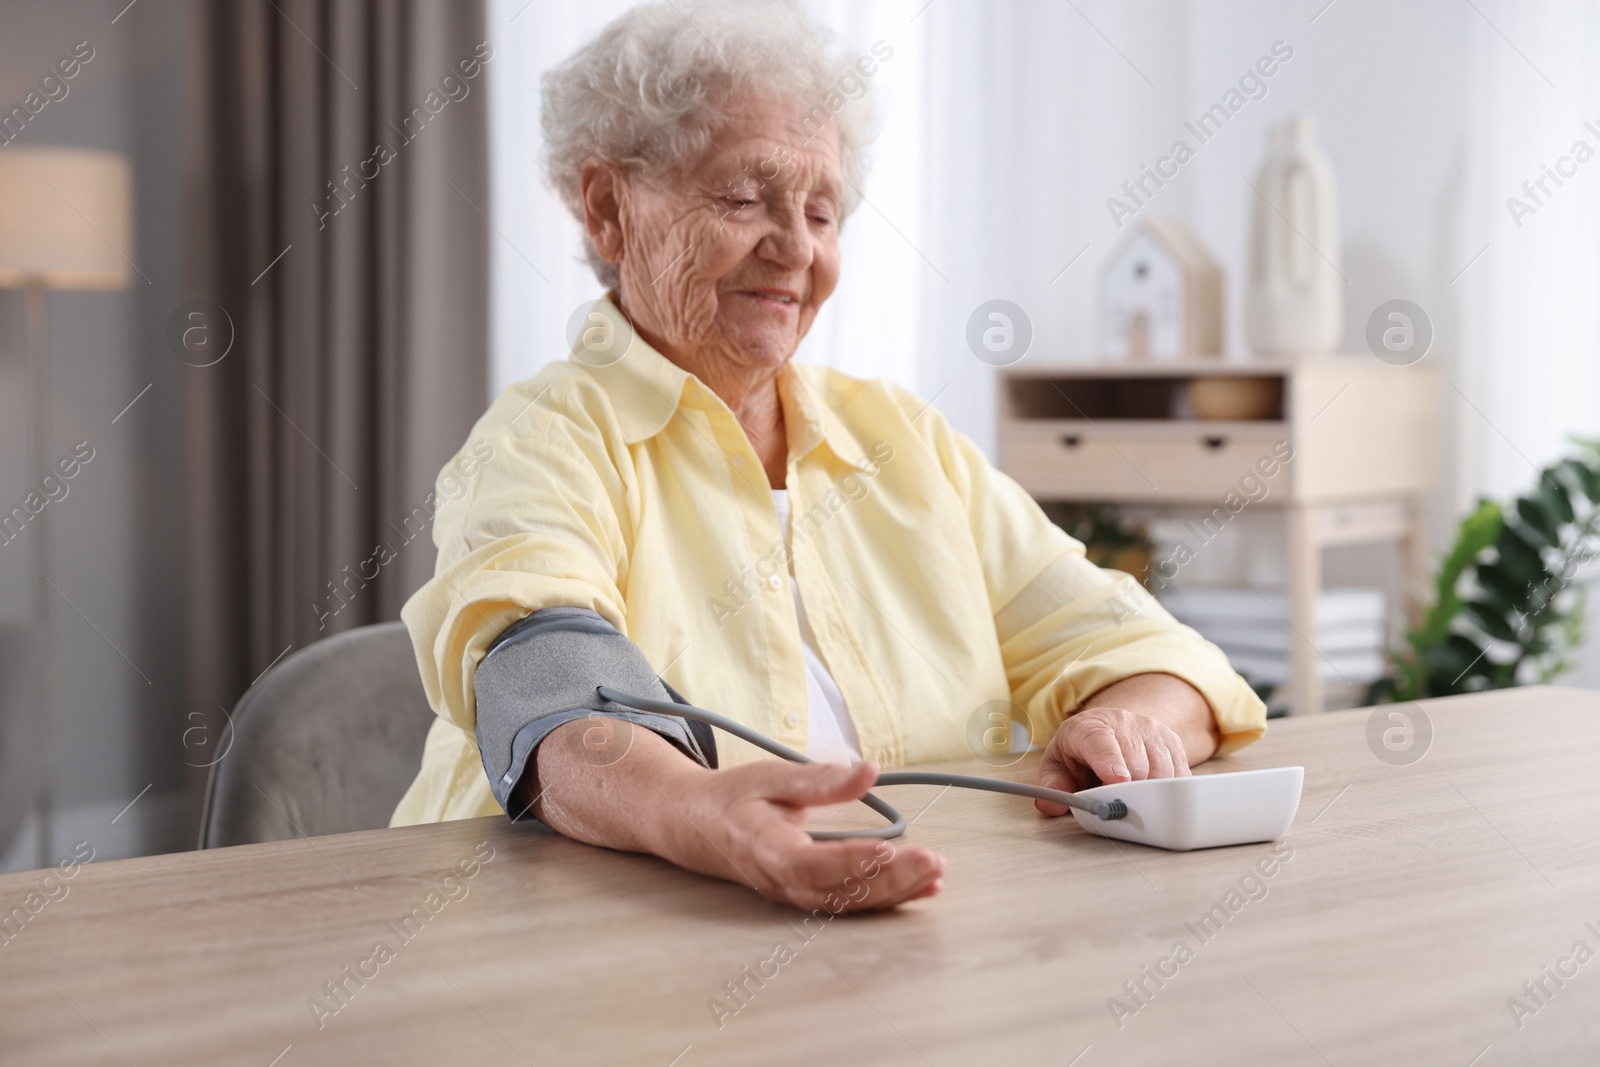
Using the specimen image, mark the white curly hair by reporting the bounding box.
[540,0,878,288]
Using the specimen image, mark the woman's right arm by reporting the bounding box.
[523,720,945,912]
[471,604,941,912]
[410,378,941,911]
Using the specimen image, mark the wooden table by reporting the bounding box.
[4,686,1598,1065]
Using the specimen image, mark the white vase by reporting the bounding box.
[1246,115,1342,355]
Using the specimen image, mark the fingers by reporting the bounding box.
[1067,716,1132,784]
[1034,751,1086,817]
[1142,734,1174,780]
[754,759,878,808]
[749,824,943,900]
[747,827,874,886]
[762,839,947,913]
[703,767,945,912]
[819,843,944,912]
[1036,709,1195,817]
[1071,708,1196,784]
[1140,722,1190,779]
[1157,720,1194,777]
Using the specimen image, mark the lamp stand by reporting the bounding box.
[26,279,55,871]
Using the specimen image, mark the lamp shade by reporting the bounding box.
[0,146,132,290]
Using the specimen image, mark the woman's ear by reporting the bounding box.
[580,161,625,267]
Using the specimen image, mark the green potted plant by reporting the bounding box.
[1370,437,1600,703]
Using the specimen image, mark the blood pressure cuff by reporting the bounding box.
[474,606,717,818]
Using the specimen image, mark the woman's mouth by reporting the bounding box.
[736,289,800,311]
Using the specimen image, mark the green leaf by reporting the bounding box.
[1448,632,1496,675]
[1417,501,1502,646]
[1539,475,1575,525]
[1386,440,1600,703]
[1557,458,1600,503]
[1581,465,1600,503]
[1460,598,1520,642]
[1523,634,1555,657]
[1477,562,1534,611]
[1537,657,1575,683]
[1583,466,1600,502]
[1423,633,1489,692]
[1524,577,1560,618]
[1494,525,1546,587]
[1516,497,1561,546]
[1567,433,1600,458]
[1473,583,1520,621]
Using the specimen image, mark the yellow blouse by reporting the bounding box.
[391,297,1266,825]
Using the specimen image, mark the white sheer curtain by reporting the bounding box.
[1456,0,1600,509]
[485,0,639,395]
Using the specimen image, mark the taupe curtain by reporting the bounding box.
[183,1,489,813]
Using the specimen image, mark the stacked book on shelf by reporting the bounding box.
[1159,586,1389,689]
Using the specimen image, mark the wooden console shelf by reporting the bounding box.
[998,356,1440,715]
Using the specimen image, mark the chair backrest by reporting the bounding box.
[0,622,44,860]
[199,621,437,849]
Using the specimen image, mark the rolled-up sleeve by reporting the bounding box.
[917,402,1268,756]
[402,372,634,738]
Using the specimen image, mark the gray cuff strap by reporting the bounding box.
[473,607,715,818]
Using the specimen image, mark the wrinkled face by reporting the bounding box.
[613,95,844,373]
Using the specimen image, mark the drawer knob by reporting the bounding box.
[1203,435,1227,450]
[1060,434,1082,448]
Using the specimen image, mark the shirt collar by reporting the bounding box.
[778,361,876,472]
[574,293,692,445]
[575,293,876,472]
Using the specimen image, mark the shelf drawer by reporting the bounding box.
[998,421,1293,503]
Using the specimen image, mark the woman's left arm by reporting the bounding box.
[901,391,1267,785]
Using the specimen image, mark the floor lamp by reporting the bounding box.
[0,148,132,869]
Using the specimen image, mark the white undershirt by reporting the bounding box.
[771,490,861,763]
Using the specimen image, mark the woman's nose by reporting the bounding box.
[757,208,812,270]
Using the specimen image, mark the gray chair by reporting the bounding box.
[199,621,438,848]
[0,622,45,862]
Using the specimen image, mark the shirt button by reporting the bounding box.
[785,712,800,728]
[767,574,782,590]
[731,455,746,467]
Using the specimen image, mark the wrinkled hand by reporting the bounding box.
[662,759,946,912]
[1034,706,1192,817]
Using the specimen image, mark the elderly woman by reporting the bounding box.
[392,0,1266,911]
